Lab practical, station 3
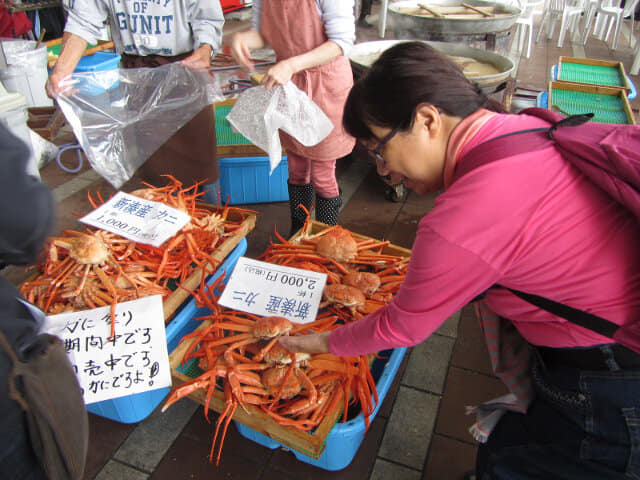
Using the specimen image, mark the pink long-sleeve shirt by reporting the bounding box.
[329,110,640,356]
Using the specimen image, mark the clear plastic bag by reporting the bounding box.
[226,82,334,173]
[54,63,224,188]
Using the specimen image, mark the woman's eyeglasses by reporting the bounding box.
[363,126,400,169]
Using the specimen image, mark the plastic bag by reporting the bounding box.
[54,63,223,188]
[226,82,334,173]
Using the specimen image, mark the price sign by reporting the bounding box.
[40,295,172,404]
[79,191,190,247]
[218,257,327,324]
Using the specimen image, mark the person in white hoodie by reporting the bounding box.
[48,0,224,202]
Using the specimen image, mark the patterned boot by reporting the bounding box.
[288,182,315,237]
[315,193,342,226]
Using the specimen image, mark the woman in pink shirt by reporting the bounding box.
[279,42,640,479]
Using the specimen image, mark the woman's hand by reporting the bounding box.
[278,331,330,354]
[261,59,296,89]
[229,31,256,72]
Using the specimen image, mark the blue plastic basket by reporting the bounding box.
[86,238,247,423]
[74,51,121,96]
[234,346,407,471]
[219,155,289,205]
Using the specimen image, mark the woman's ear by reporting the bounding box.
[414,103,441,139]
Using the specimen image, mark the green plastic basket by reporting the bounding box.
[551,88,630,124]
[215,105,252,146]
[558,62,625,89]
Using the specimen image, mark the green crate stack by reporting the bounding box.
[558,63,625,89]
[551,88,629,124]
[215,105,252,145]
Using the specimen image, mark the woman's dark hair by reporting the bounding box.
[343,41,505,141]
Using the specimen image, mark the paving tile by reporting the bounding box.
[149,433,263,480]
[423,434,477,480]
[435,310,461,339]
[181,411,273,465]
[378,386,440,470]
[435,367,507,443]
[378,351,410,419]
[113,399,199,472]
[267,416,385,479]
[94,460,149,480]
[402,333,455,395]
[370,459,422,480]
[83,414,137,480]
[450,306,493,377]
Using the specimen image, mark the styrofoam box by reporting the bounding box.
[235,346,407,471]
[219,155,289,205]
[86,238,247,423]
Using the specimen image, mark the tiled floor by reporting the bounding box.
[4,3,640,479]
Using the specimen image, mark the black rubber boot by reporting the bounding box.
[315,193,342,226]
[288,182,315,237]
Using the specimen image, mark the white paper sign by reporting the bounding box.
[219,257,327,324]
[79,191,191,247]
[40,295,172,404]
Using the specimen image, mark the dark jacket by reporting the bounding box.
[0,123,54,479]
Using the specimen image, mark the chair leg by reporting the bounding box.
[558,12,570,46]
[536,9,550,42]
[526,23,533,58]
[611,15,622,49]
[632,41,640,74]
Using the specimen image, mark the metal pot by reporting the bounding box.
[348,40,515,92]
[389,0,521,41]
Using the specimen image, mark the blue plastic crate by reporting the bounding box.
[219,155,289,205]
[235,346,407,471]
[74,51,121,96]
[86,238,247,423]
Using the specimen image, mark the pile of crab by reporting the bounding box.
[164,217,409,464]
[19,176,255,337]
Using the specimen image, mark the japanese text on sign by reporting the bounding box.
[40,295,171,404]
[79,191,190,247]
[218,257,327,324]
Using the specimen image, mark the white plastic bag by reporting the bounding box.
[54,63,223,188]
[226,82,334,173]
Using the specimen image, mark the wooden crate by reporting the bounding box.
[20,204,256,325]
[548,81,635,125]
[557,56,631,93]
[27,107,66,141]
[214,98,268,157]
[161,204,256,322]
[169,221,411,458]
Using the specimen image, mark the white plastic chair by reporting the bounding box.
[536,0,586,47]
[514,0,546,57]
[379,0,390,38]
[591,0,640,50]
[631,36,640,73]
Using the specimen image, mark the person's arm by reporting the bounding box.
[260,40,342,89]
[47,32,88,95]
[228,28,266,72]
[280,226,502,356]
[183,0,224,68]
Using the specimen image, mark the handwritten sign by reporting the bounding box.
[79,191,190,247]
[219,257,327,324]
[40,295,171,404]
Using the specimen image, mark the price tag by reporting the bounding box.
[218,257,327,324]
[79,191,190,247]
[41,295,171,404]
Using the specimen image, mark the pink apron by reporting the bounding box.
[260,0,356,161]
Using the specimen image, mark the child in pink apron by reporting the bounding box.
[229,0,356,235]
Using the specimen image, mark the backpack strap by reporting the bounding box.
[453,112,594,182]
[458,111,622,342]
[0,328,30,410]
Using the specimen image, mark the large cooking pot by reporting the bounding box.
[348,40,515,93]
[389,0,521,40]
